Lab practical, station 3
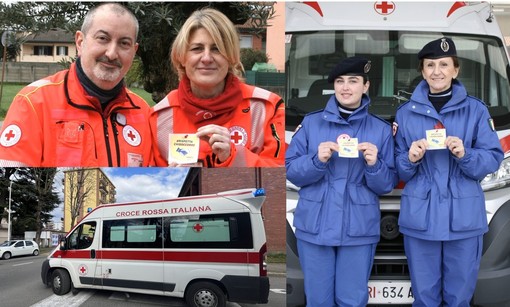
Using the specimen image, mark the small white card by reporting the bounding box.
[168,134,200,164]
[338,137,359,158]
[426,128,447,150]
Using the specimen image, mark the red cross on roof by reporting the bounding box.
[375,1,395,15]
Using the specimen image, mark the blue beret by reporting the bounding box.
[418,37,457,60]
[327,56,371,83]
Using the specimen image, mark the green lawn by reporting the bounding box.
[0,83,155,119]
[0,83,25,117]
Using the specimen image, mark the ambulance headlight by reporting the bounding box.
[253,188,266,197]
[481,157,510,191]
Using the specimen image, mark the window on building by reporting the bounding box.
[34,45,53,56]
[240,35,253,49]
[56,46,68,56]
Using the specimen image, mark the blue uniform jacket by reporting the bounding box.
[286,94,397,246]
[394,80,504,241]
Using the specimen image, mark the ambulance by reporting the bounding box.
[41,188,269,307]
[285,2,510,306]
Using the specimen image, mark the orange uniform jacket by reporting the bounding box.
[152,83,285,167]
[0,63,153,167]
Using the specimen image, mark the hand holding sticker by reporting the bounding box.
[337,134,359,158]
[168,134,200,165]
[426,128,447,150]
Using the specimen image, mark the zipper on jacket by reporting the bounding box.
[270,123,281,158]
[111,114,121,167]
[102,118,113,167]
[64,70,142,167]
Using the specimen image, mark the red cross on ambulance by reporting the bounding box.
[0,124,22,147]
[193,223,204,233]
[78,264,88,276]
[374,1,396,15]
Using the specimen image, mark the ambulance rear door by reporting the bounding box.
[162,196,255,298]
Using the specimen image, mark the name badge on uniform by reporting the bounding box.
[337,134,359,158]
[426,128,447,150]
[168,134,200,164]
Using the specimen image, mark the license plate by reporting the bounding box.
[368,280,414,304]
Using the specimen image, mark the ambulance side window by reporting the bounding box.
[102,217,163,249]
[68,221,96,250]
[164,213,253,249]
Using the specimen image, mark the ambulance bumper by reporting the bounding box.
[221,275,269,304]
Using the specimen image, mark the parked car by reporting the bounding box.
[0,240,40,260]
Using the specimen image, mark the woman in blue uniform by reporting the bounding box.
[286,56,397,306]
[393,37,504,306]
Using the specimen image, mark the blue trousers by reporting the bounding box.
[297,239,376,307]
[404,235,483,307]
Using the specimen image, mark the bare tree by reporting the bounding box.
[30,168,58,245]
[64,168,94,229]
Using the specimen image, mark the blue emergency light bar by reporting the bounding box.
[253,188,266,197]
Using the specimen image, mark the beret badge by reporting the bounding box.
[440,38,450,53]
[364,61,371,74]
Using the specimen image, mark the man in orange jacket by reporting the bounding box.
[0,3,153,167]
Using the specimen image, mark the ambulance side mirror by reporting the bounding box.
[59,238,68,251]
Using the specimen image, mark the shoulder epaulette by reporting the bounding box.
[466,94,489,108]
[368,113,391,126]
[396,99,412,111]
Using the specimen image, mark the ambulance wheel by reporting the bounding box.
[185,281,226,307]
[51,269,71,295]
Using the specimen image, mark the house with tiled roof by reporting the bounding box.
[17,28,76,63]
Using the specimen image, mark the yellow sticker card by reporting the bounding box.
[338,137,359,158]
[168,134,200,164]
[426,129,447,150]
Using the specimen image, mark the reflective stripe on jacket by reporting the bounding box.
[151,83,285,167]
[0,63,153,167]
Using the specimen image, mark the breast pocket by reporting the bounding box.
[56,121,97,166]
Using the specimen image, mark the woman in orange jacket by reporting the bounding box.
[151,8,284,167]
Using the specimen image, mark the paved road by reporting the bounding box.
[0,254,286,307]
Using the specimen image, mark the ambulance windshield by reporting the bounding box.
[285,31,510,130]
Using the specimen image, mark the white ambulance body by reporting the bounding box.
[41,188,269,307]
[286,2,510,306]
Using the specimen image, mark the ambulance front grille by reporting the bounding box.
[371,211,409,278]
[370,258,409,278]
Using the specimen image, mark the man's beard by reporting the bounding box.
[94,56,122,82]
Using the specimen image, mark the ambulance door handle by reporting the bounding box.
[90,249,96,259]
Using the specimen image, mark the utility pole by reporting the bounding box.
[7,180,12,241]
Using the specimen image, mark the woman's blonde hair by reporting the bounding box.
[170,7,244,80]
